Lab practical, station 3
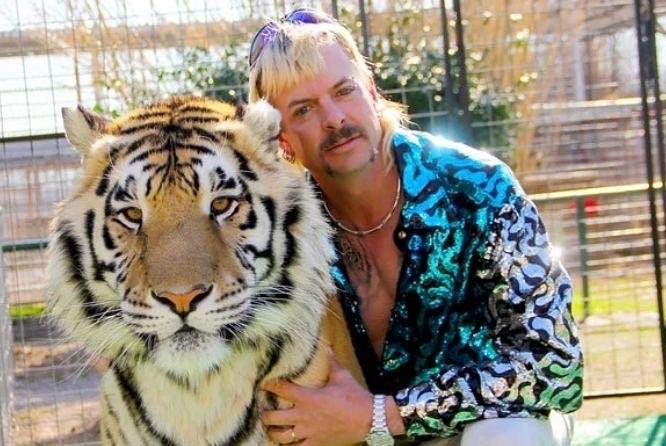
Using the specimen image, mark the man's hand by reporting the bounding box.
[262,359,374,445]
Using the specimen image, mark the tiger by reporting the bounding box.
[46,96,362,446]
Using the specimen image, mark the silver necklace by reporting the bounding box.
[323,177,402,237]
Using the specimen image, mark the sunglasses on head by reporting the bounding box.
[248,8,335,68]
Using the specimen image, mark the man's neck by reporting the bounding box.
[315,159,400,231]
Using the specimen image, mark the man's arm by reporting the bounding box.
[394,195,584,439]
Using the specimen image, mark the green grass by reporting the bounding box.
[573,416,666,445]
[570,275,659,320]
[9,302,46,319]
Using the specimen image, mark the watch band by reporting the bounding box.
[372,394,388,429]
[365,394,395,446]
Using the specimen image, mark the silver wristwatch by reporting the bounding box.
[365,394,395,446]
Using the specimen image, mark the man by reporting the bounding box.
[249,9,583,446]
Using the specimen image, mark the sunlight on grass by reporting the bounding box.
[9,302,46,319]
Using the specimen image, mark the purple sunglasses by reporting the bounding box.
[248,8,335,67]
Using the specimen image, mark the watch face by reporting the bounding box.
[367,431,395,446]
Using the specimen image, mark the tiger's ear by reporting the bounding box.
[61,105,109,157]
[242,100,281,152]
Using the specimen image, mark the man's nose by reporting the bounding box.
[321,97,345,130]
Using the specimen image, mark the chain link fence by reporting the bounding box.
[1,213,13,446]
[1,0,665,443]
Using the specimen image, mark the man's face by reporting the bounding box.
[273,43,382,179]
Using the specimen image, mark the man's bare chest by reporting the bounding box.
[338,232,403,355]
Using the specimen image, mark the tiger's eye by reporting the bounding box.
[211,197,232,214]
[122,207,143,223]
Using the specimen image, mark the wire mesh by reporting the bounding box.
[1,213,13,446]
[1,0,665,443]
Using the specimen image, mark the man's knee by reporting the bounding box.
[459,415,564,446]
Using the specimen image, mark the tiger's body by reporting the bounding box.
[46,97,360,445]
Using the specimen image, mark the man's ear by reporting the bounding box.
[278,132,293,154]
[61,105,109,157]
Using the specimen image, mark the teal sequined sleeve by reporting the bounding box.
[394,194,584,438]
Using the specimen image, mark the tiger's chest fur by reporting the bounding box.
[101,336,322,445]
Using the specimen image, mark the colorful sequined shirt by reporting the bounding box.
[330,129,584,439]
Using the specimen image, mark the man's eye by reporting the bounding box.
[337,85,356,96]
[293,105,311,118]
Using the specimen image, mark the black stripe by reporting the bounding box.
[102,393,127,445]
[239,209,256,230]
[282,205,301,268]
[257,196,276,280]
[176,105,217,114]
[101,424,114,446]
[113,365,177,446]
[283,334,318,381]
[191,126,220,143]
[164,371,194,392]
[113,187,134,203]
[218,336,286,446]
[145,174,156,197]
[216,130,235,143]
[192,170,200,193]
[128,111,170,121]
[232,150,258,181]
[181,116,219,124]
[102,223,116,250]
[120,122,163,135]
[216,395,258,446]
[85,210,115,280]
[128,150,151,165]
[220,177,237,190]
[137,333,158,351]
[235,249,255,275]
[124,134,155,157]
[57,224,118,322]
[174,142,216,155]
[95,164,114,196]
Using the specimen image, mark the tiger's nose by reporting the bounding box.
[152,285,212,316]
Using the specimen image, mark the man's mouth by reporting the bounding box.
[325,135,360,152]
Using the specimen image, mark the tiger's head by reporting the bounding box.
[47,97,335,378]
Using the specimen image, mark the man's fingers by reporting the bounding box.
[262,408,299,427]
[264,424,306,444]
[262,379,309,402]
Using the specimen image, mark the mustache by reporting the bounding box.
[320,125,365,151]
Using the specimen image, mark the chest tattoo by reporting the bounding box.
[339,235,373,286]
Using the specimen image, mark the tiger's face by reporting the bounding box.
[48,97,334,378]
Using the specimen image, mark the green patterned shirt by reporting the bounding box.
[331,129,583,439]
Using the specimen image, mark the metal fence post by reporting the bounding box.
[634,0,666,390]
[0,207,13,445]
[575,197,591,320]
[452,0,472,145]
[331,0,338,19]
[358,0,370,57]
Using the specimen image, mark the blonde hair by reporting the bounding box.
[248,19,407,168]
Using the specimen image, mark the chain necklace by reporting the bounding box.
[323,177,402,237]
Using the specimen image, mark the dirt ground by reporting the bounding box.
[10,332,101,445]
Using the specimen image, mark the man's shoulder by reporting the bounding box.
[393,129,524,208]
